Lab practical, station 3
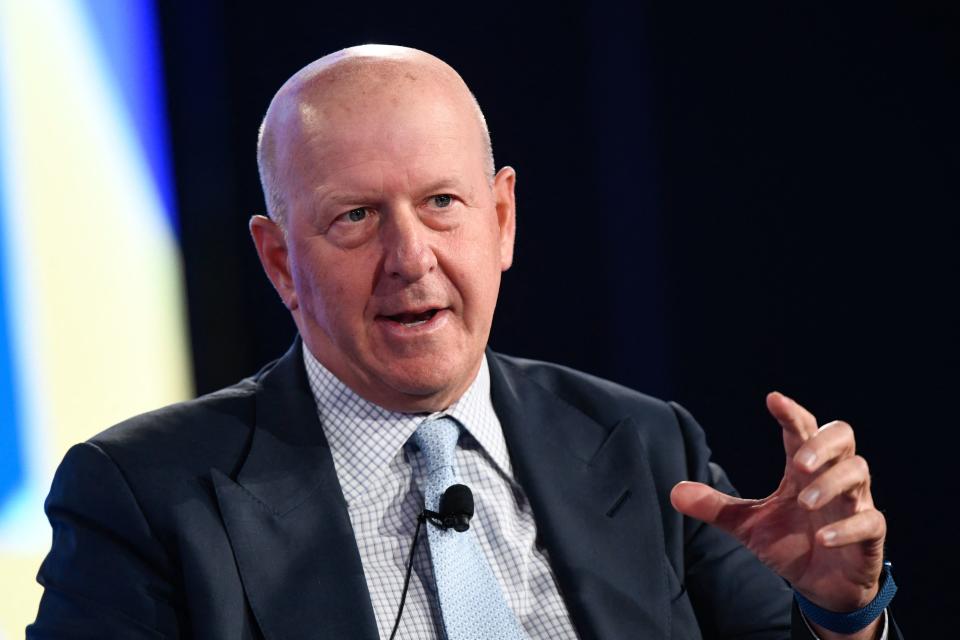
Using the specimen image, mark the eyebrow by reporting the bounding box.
[417,177,474,200]
[318,190,381,207]
[316,177,475,207]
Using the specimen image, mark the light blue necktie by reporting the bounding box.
[412,417,527,640]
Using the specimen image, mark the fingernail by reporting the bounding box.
[821,529,837,545]
[800,452,817,469]
[799,488,820,508]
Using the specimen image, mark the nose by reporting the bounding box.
[381,206,437,282]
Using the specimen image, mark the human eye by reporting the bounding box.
[420,194,462,230]
[342,207,369,222]
[428,194,453,208]
[327,206,377,230]
[323,206,378,246]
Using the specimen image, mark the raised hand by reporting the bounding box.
[670,392,886,637]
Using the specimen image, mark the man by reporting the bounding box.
[29,45,898,639]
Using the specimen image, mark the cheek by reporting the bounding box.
[446,223,504,313]
[289,261,324,320]
[291,245,379,323]
[288,248,340,321]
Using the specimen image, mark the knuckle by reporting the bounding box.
[821,419,851,433]
[865,509,887,537]
[818,419,838,432]
[851,455,870,476]
[828,420,854,439]
[826,420,857,454]
[839,421,854,440]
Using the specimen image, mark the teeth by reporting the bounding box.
[403,319,428,327]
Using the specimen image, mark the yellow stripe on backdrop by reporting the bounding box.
[0,1,193,637]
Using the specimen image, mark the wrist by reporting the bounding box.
[808,582,880,613]
[794,562,896,636]
[810,614,883,640]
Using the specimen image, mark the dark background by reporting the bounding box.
[157,2,958,633]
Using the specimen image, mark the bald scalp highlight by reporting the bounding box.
[256,45,495,226]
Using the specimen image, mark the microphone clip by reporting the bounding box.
[419,509,471,533]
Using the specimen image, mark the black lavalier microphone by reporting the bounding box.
[388,484,475,640]
[425,483,474,532]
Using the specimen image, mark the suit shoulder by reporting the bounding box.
[490,352,677,429]
[89,375,260,473]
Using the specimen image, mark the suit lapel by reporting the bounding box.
[213,341,379,640]
[212,342,671,639]
[488,353,671,640]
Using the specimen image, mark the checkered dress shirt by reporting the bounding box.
[302,345,580,639]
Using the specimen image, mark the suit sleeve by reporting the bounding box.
[667,401,794,639]
[28,442,184,639]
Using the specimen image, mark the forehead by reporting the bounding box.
[286,82,486,194]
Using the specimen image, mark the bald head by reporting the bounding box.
[256,45,494,225]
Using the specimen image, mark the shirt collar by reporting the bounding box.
[301,345,513,505]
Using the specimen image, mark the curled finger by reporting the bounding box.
[793,420,856,473]
[797,455,871,510]
[817,508,887,548]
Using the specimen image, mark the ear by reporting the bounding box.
[492,166,517,271]
[249,214,298,310]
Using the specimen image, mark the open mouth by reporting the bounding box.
[384,308,441,327]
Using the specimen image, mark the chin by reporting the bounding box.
[379,354,478,409]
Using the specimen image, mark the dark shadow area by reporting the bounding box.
[158,2,959,633]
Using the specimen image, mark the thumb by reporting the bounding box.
[670,481,747,532]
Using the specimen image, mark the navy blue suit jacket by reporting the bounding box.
[28,341,900,638]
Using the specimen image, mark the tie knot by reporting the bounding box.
[412,416,460,474]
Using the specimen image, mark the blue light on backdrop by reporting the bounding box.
[0,1,192,635]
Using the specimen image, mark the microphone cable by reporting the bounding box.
[388,512,425,640]
[388,484,474,640]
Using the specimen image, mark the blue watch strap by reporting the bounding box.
[794,562,896,635]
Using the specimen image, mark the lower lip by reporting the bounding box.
[375,308,451,338]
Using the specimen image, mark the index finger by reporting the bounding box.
[767,391,818,456]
